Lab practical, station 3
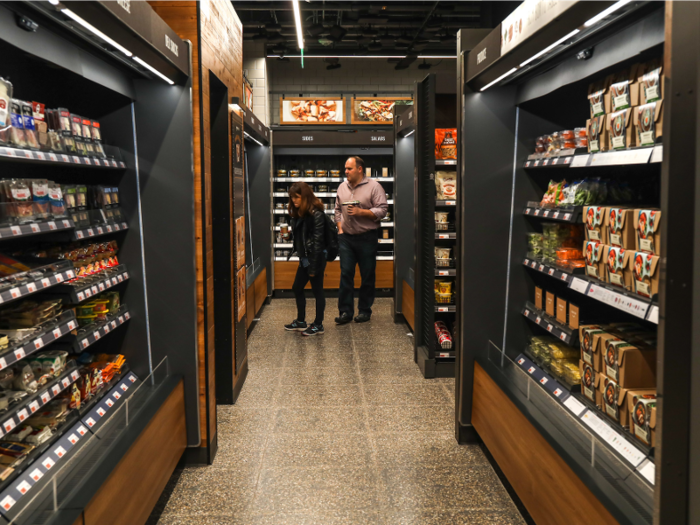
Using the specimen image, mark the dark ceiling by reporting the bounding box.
[234,1,519,60]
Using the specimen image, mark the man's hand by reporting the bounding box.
[347,205,373,219]
[337,222,343,234]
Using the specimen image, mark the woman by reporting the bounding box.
[284,182,327,336]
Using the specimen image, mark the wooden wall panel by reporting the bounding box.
[274,261,394,290]
[149,0,243,456]
[472,363,619,525]
[254,268,268,315]
[72,514,84,525]
[246,284,255,329]
[84,381,186,525]
[402,280,415,331]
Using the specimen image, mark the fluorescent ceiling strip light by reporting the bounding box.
[133,56,175,85]
[48,0,60,5]
[61,8,132,57]
[584,0,633,27]
[480,67,518,92]
[404,129,415,137]
[291,0,304,50]
[520,29,580,68]
[266,55,457,59]
[244,131,264,146]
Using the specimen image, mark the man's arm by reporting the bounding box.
[334,193,343,233]
[368,182,388,221]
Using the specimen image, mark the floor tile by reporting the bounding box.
[272,407,367,433]
[359,365,427,384]
[275,384,363,407]
[278,366,360,385]
[242,509,384,525]
[366,406,454,432]
[233,382,278,408]
[262,432,373,469]
[384,509,526,525]
[156,515,246,525]
[217,407,275,435]
[372,432,490,468]
[251,467,382,513]
[284,348,357,369]
[363,383,452,406]
[380,465,515,511]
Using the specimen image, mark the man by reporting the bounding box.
[334,156,388,324]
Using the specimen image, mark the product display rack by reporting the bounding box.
[0,1,198,522]
[457,4,699,524]
[413,73,458,378]
[270,130,396,292]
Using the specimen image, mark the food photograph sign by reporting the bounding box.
[279,97,344,124]
[350,98,412,125]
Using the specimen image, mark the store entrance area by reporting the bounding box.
[148,298,524,524]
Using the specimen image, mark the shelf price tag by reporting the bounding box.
[560,332,567,341]
[543,210,550,217]
[30,469,43,482]
[0,496,16,511]
[561,273,568,281]
[16,480,31,495]
[86,417,96,427]
[98,283,105,291]
[111,321,117,329]
[570,277,589,294]
[17,409,28,422]
[517,357,525,365]
[42,458,55,470]
[91,286,98,295]
[77,292,85,302]
[438,307,448,312]
[93,331,100,341]
[547,324,553,332]
[548,268,555,276]
[83,158,91,165]
[96,226,103,235]
[33,338,43,350]
[76,230,84,239]
[84,289,91,299]
[62,220,71,228]
[538,264,545,271]
[530,261,536,268]
[72,156,80,164]
[97,407,105,417]
[117,275,123,283]
[41,278,50,288]
[9,288,19,299]
[527,366,536,374]
[535,316,542,324]
[68,434,79,445]
[539,377,548,385]
[525,208,531,215]
[71,370,79,381]
[106,224,112,232]
[66,270,75,279]
[28,401,39,413]
[67,320,77,330]
[51,385,60,396]
[445,201,456,206]
[30,223,40,233]
[87,228,94,237]
[534,209,541,216]
[118,316,124,323]
[14,348,25,360]
[0,358,6,371]
[553,211,559,219]
[10,226,21,236]
[41,392,50,404]
[553,388,563,397]
[3,419,15,433]
[62,377,70,388]
[106,398,114,407]
[48,153,57,162]
[77,425,88,436]
[524,309,530,317]
[54,446,66,458]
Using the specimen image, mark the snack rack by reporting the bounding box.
[0,2,198,522]
[413,72,458,378]
[270,130,395,292]
[455,4,699,524]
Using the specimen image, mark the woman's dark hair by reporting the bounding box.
[288,182,324,218]
[347,155,365,171]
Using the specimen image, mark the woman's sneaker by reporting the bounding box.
[284,319,307,331]
[302,324,324,336]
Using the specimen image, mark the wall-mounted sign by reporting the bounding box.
[273,130,392,147]
[279,97,345,125]
[350,97,412,125]
[236,267,246,322]
[500,0,578,56]
[235,216,245,270]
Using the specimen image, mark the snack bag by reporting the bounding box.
[435,171,456,200]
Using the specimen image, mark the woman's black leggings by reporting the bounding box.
[292,260,327,325]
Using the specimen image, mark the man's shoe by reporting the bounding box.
[335,313,352,325]
[284,319,308,331]
[354,313,371,323]
[302,324,325,336]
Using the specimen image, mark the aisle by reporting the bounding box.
[150,298,525,524]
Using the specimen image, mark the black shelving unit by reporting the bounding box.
[414,72,458,377]
[456,3,699,524]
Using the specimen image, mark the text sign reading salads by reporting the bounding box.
[273,130,393,147]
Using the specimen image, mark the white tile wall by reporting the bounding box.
[243,42,269,125]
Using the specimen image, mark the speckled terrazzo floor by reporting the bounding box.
[149,298,526,525]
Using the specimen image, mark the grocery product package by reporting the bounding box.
[434,171,456,200]
[0,77,12,146]
[580,360,603,407]
[606,245,633,289]
[634,209,661,255]
[634,100,663,147]
[587,115,607,153]
[434,129,457,160]
[607,207,635,249]
[637,58,663,105]
[584,205,607,243]
[631,251,659,298]
[605,64,640,112]
[584,241,606,280]
[588,78,610,119]
[607,108,634,150]
[580,324,606,370]
[603,337,656,388]
[628,392,656,446]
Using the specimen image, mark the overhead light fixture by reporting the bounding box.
[133,56,174,85]
[584,0,632,27]
[61,8,132,57]
[519,29,580,68]
[480,67,518,92]
[244,131,263,147]
[291,0,304,51]
[48,0,60,5]
[404,129,415,137]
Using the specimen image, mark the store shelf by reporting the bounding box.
[524,146,662,169]
[378,239,394,244]
[0,218,74,242]
[273,243,293,248]
[81,372,140,433]
[380,221,394,227]
[0,265,77,306]
[0,363,81,439]
[0,311,77,373]
[0,146,126,169]
[435,268,456,276]
[387,199,394,205]
[274,177,343,182]
[435,200,456,207]
[47,265,129,304]
[568,275,656,322]
[522,257,575,283]
[522,301,578,346]
[376,256,394,261]
[435,159,457,166]
[435,232,457,240]
[73,221,128,241]
[435,305,456,313]
[71,306,130,353]
[523,203,582,223]
[376,177,394,182]
[275,256,395,262]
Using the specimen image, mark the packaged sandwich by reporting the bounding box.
[9,100,27,148]
[57,108,72,135]
[0,77,12,146]
[21,101,40,150]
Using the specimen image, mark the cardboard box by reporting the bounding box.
[588,78,610,119]
[606,245,633,290]
[580,325,606,370]
[631,251,660,299]
[584,241,606,280]
[635,209,662,255]
[607,108,634,150]
[605,64,640,113]
[556,297,567,324]
[581,360,603,408]
[628,391,657,446]
[602,338,656,388]
[535,287,543,310]
[545,292,555,317]
[607,207,636,249]
[601,376,630,426]
[569,303,580,329]
[587,115,608,153]
[584,206,607,244]
[637,58,664,105]
[634,100,663,147]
